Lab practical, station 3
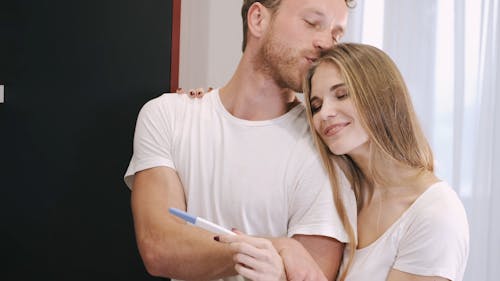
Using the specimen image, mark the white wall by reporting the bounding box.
[178,0,364,91]
[179,0,243,90]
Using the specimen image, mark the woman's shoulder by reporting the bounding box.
[393,181,469,280]
[405,181,469,236]
[414,182,466,216]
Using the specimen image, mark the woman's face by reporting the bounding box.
[310,63,369,156]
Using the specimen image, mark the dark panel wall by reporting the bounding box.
[0,1,172,280]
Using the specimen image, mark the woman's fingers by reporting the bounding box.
[218,233,273,250]
[216,234,285,280]
[188,89,197,98]
[195,88,203,97]
[177,87,212,98]
[235,263,259,280]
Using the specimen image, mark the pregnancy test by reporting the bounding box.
[169,207,236,236]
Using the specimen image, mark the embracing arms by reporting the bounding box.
[131,166,344,280]
[218,233,344,281]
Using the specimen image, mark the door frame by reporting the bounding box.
[170,0,181,92]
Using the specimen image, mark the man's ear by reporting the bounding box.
[247,2,272,39]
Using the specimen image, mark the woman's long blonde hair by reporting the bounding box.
[303,43,434,280]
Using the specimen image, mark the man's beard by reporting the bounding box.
[256,30,305,92]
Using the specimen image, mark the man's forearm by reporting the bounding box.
[135,220,237,280]
[131,167,237,280]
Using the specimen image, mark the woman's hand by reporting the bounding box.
[176,87,213,98]
[216,233,286,281]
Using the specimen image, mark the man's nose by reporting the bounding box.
[313,30,334,50]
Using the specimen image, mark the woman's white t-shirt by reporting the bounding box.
[341,182,469,281]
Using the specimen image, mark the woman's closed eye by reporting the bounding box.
[335,89,349,100]
[310,99,322,115]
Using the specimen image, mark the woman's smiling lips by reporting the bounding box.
[323,122,350,137]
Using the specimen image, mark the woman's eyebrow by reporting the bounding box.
[330,83,346,92]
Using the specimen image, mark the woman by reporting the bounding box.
[216,43,469,281]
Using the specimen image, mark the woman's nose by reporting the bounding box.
[319,101,337,120]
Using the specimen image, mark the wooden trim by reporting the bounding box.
[170,0,181,92]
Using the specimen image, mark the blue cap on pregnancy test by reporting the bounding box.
[169,207,196,224]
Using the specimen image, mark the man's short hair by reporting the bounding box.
[241,0,281,52]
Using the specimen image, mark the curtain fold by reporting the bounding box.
[382,0,438,139]
[465,0,500,280]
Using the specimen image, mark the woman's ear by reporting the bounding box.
[247,2,272,40]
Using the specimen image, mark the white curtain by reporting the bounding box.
[344,0,500,280]
[466,0,500,279]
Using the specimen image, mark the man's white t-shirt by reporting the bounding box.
[125,90,356,281]
[341,181,469,281]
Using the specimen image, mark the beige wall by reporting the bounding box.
[179,0,243,90]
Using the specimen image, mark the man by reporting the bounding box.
[125,0,352,280]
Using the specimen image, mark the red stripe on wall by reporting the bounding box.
[170,0,181,92]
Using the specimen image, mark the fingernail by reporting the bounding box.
[213,236,220,242]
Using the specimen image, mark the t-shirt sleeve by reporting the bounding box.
[124,96,176,189]
[286,153,355,243]
[393,198,469,280]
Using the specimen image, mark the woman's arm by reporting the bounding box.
[387,269,449,281]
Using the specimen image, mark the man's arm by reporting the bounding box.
[131,166,237,280]
[272,235,344,281]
